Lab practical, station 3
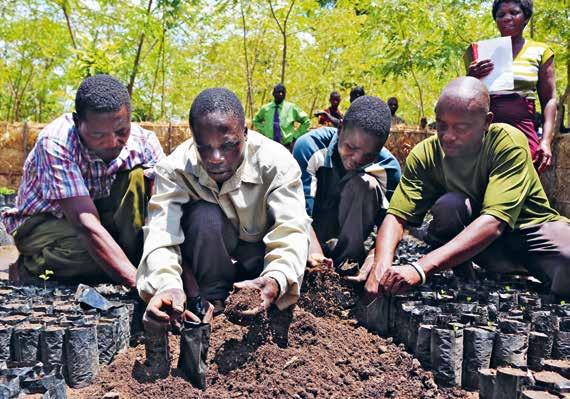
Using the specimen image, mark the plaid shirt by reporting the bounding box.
[1,113,165,234]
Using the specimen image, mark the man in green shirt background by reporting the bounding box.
[355,77,570,297]
[253,83,310,149]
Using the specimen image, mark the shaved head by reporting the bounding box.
[434,77,494,158]
[436,77,490,117]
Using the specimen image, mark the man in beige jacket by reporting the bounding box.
[137,88,310,325]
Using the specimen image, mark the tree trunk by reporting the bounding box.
[410,66,425,122]
[240,0,254,119]
[61,1,77,49]
[268,0,296,84]
[128,0,154,96]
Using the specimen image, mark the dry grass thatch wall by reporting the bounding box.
[1,121,568,217]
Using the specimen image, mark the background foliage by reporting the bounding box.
[0,0,567,125]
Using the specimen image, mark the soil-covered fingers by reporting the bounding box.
[202,302,214,324]
[346,255,374,283]
[307,253,333,269]
[259,277,279,310]
[234,276,279,310]
[143,288,187,332]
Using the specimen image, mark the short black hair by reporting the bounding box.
[273,83,286,93]
[349,86,365,103]
[75,74,131,120]
[189,88,245,131]
[330,91,341,99]
[492,0,533,20]
[387,97,398,104]
[342,95,391,142]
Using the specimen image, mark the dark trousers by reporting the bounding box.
[313,173,385,265]
[14,167,150,282]
[179,201,265,301]
[427,192,570,296]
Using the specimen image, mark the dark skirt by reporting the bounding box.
[490,93,538,159]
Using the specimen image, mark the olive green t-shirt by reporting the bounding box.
[388,123,562,230]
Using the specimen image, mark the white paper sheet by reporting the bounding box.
[473,36,514,93]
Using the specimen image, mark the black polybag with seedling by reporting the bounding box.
[177,296,213,389]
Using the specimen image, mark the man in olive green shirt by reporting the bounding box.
[357,77,570,297]
[253,83,310,148]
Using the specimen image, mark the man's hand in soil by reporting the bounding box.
[307,253,333,269]
[346,251,375,283]
[143,288,187,332]
[233,276,280,313]
[378,265,422,296]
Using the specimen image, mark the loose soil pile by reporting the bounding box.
[71,265,472,399]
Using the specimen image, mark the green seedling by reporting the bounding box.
[0,187,16,195]
[504,285,511,292]
[487,321,494,327]
[561,300,566,306]
[466,296,472,303]
[39,269,54,291]
[452,325,459,332]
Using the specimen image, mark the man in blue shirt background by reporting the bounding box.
[293,96,401,268]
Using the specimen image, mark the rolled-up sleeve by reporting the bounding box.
[136,162,189,302]
[261,163,311,310]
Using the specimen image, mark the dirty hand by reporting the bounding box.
[534,140,553,173]
[346,253,375,283]
[468,59,493,79]
[143,288,186,332]
[233,276,280,314]
[378,265,422,296]
[307,253,333,269]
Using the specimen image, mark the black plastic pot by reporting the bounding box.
[363,297,390,335]
[528,332,552,371]
[533,370,570,393]
[178,320,211,389]
[394,301,421,345]
[20,364,66,398]
[416,324,434,368]
[12,324,42,363]
[530,311,558,356]
[144,324,169,377]
[0,325,13,361]
[64,323,99,388]
[40,326,65,366]
[493,367,535,399]
[492,331,529,368]
[554,330,570,360]
[462,326,496,390]
[543,359,570,379]
[407,306,440,354]
[430,324,464,387]
[97,318,118,365]
[101,305,130,353]
[478,368,496,399]
[499,318,530,335]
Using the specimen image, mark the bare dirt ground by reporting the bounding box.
[70,267,476,399]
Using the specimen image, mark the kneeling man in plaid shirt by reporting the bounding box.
[1,75,165,287]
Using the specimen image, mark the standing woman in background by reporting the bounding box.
[465,0,557,173]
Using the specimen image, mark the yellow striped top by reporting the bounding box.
[512,39,554,99]
[464,39,554,100]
